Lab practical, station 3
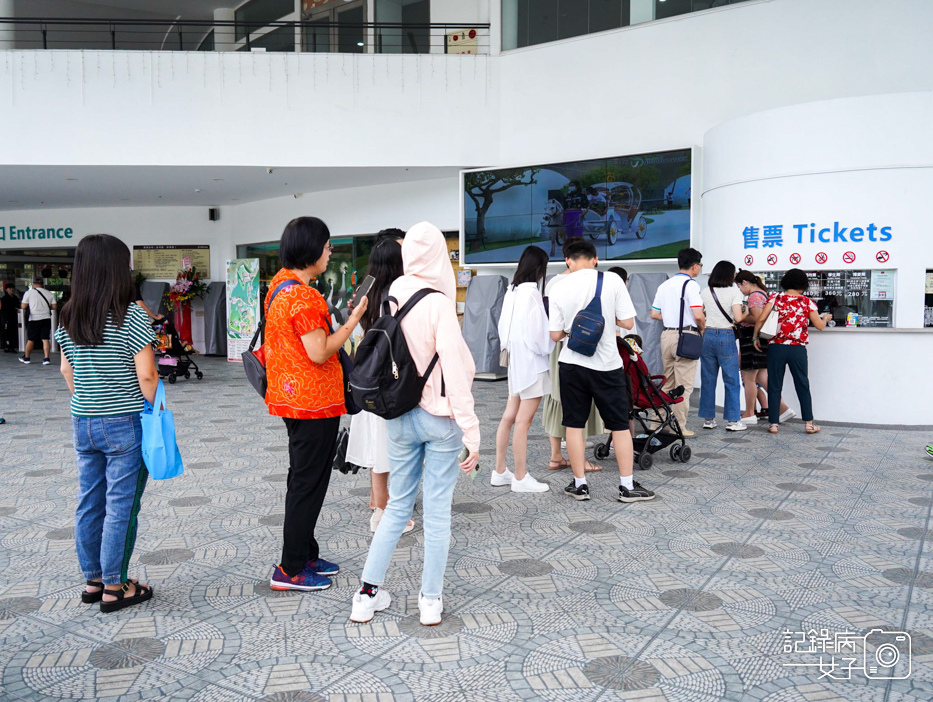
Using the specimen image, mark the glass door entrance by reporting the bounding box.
[304,1,366,53]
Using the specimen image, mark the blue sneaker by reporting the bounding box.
[269,564,332,591]
[306,558,340,576]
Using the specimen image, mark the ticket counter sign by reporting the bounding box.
[870,270,895,300]
[226,259,260,362]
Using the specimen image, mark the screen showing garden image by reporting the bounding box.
[462,148,692,264]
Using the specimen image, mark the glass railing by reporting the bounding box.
[0,18,490,55]
[502,0,753,51]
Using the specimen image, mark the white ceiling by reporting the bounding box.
[0,165,463,210]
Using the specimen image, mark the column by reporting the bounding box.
[630,0,656,26]
[0,0,15,50]
[501,0,518,51]
[213,7,236,51]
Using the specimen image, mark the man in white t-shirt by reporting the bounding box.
[650,248,705,436]
[20,277,56,365]
[548,239,656,504]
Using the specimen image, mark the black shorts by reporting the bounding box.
[559,362,631,432]
[27,318,51,342]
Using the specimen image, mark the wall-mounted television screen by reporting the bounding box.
[462,148,692,264]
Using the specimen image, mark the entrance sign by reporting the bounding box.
[842,251,857,264]
[226,259,260,362]
[134,245,210,279]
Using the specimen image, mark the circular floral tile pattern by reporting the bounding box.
[747,508,795,521]
[262,474,287,483]
[89,637,166,669]
[348,487,371,497]
[896,527,933,541]
[799,462,837,471]
[882,568,933,589]
[499,558,554,577]
[138,548,194,565]
[0,506,15,517]
[710,542,765,559]
[582,655,662,691]
[908,497,933,506]
[451,502,492,514]
[45,527,74,540]
[260,693,326,702]
[658,588,723,612]
[663,470,699,479]
[25,469,62,477]
[397,614,464,639]
[568,520,616,535]
[0,597,42,619]
[775,482,817,493]
[453,546,604,596]
[259,514,285,527]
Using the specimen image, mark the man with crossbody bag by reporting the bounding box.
[650,248,705,437]
[20,276,57,365]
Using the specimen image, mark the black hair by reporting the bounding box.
[734,269,767,292]
[3,282,14,291]
[563,238,597,261]
[609,266,628,284]
[568,180,581,189]
[624,333,643,348]
[60,234,134,346]
[677,247,702,270]
[512,246,549,288]
[361,236,404,332]
[780,268,809,292]
[280,216,330,270]
[376,227,405,241]
[707,260,736,288]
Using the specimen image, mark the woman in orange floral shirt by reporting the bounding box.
[265,216,368,592]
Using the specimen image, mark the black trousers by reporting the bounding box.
[281,416,339,575]
[1,317,16,350]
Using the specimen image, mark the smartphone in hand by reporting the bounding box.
[349,275,376,310]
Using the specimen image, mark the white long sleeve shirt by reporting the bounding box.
[498,282,554,394]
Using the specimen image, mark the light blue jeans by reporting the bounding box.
[361,406,463,598]
[73,414,149,585]
[699,328,742,422]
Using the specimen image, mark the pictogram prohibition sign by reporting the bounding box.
[744,255,754,266]
[767,253,778,266]
[876,250,890,263]
[843,251,856,264]
[789,253,801,265]
[815,252,828,264]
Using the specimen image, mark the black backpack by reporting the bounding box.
[349,288,443,420]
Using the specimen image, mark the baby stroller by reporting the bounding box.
[153,317,203,384]
[593,336,690,469]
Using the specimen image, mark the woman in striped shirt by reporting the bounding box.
[55,234,159,613]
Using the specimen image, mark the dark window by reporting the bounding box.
[557,0,589,40]
[197,30,214,51]
[514,0,628,49]
[236,0,294,41]
[655,0,694,20]
[336,6,366,53]
[250,25,295,52]
[591,0,628,34]
[401,0,430,54]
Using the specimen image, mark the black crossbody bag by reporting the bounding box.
[675,279,703,360]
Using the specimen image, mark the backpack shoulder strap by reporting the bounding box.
[394,288,442,322]
[678,277,691,334]
[595,271,604,299]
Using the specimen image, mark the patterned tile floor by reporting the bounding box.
[1,353,932,701]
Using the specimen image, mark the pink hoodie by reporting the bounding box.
[388,222,480,452]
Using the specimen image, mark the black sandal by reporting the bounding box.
[100,581,153,613]
[81,580,103,604]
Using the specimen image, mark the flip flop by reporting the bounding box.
[805,423,821,434]
[100,582,153,613]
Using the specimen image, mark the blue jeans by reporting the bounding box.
[73,414,149,585]
[767,343,813,423]
[361,406,463,598]
[699,328,742,422]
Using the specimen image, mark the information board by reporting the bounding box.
[134,245,210,279]
[755,269,895,328]
[226,259,260,362]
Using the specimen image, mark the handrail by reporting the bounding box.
[0,17,491,54]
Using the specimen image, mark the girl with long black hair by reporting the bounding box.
[55,234,159,612]
[346,230,416,532]
[492,245,554,493]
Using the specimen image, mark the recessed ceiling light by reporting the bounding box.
[231,198,239,201]
[66,178,79,181]
[195,189,201,193]
[213,178,224,182]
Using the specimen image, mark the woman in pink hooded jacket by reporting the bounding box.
[350,222,480,627]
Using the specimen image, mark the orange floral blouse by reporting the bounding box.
[264,268,345,419]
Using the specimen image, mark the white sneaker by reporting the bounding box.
[349,588,391,623]
[419,593,443,626]
[511,473,549,493]
[726,421,748,432]
[370,508,415,534]
[779,408,797,423]
[490,468,514,487]
[740,415,758,425]
[703,420,718,430]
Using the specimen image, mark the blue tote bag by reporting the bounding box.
[140,380,184,480]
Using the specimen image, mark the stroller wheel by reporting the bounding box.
[670,444,681,462]
[168,373,177,384]
[196,371,203,380]
[594,442,610,460]
[637,452,653,471]
[184,371,191,380]
[679,445,692,463]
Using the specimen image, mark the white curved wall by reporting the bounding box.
[701,92,933,424]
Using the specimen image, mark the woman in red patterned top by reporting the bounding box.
[752,269,831,435]
[265,217,368,593]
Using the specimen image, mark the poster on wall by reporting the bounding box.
[226,259,260,362]
[462,148,692,265]
[134,245,210,279]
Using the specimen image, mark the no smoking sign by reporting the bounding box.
[843,251,857,264]
[767,253,778,266]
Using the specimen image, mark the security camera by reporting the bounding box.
[266,167,274,174]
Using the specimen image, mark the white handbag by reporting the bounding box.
[758,296,781,340]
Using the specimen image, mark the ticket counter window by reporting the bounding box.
[925,270,933,328]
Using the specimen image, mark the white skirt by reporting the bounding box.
[346,410,390,473]
[508,370,552,400]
